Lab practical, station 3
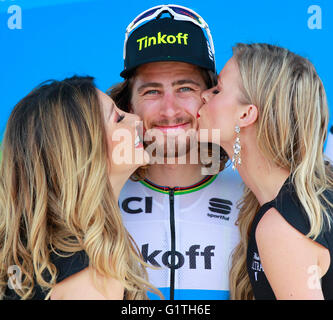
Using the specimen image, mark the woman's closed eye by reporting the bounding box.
[116,114,125,123]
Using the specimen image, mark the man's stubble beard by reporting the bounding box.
[143,121,198,164]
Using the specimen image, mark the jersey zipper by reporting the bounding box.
[169,188,176,300]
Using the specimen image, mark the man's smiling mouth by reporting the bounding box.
[152,122,191,133]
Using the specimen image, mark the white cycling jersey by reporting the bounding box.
[119,165,244,300]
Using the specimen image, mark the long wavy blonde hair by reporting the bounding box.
[229,43,333,299]
[0,76,160,300]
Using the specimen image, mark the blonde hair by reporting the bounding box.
[229,43,333,299]
[0,76,160,300]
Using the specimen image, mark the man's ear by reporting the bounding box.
[238,104,258,128]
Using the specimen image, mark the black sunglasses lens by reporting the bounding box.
[169,6,201,23]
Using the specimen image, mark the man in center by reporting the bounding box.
[109,4,243,300]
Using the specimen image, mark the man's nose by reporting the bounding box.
[159,93,181,118]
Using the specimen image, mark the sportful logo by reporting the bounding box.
[136,32,189,51]
[207,198,232,221]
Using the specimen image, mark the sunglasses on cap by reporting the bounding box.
[123,4,215,64]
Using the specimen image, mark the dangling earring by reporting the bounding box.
[232,125,241,171]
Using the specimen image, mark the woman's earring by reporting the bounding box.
[232,125,241,171]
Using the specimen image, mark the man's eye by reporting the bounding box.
[212,89,220,94]
[116,114,125,123]
[179,87,193,93]
[144,89,159,95]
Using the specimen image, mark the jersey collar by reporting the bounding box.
[139,174,218,195]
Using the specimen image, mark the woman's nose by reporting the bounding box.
[125,111,140,123]
[201,88,212,104]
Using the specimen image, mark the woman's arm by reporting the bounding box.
[255,207,329,300]
[50,267,124,300]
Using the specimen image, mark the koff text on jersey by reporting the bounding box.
[142,244,215,270]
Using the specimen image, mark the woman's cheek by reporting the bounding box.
[203,106,213,129]
[209,103,222,130]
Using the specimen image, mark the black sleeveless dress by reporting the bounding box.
[247,177,333,299]
[3,250,89,300]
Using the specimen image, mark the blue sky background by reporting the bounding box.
[1,0,332,142]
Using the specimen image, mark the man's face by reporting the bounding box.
[130,61,207,159]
